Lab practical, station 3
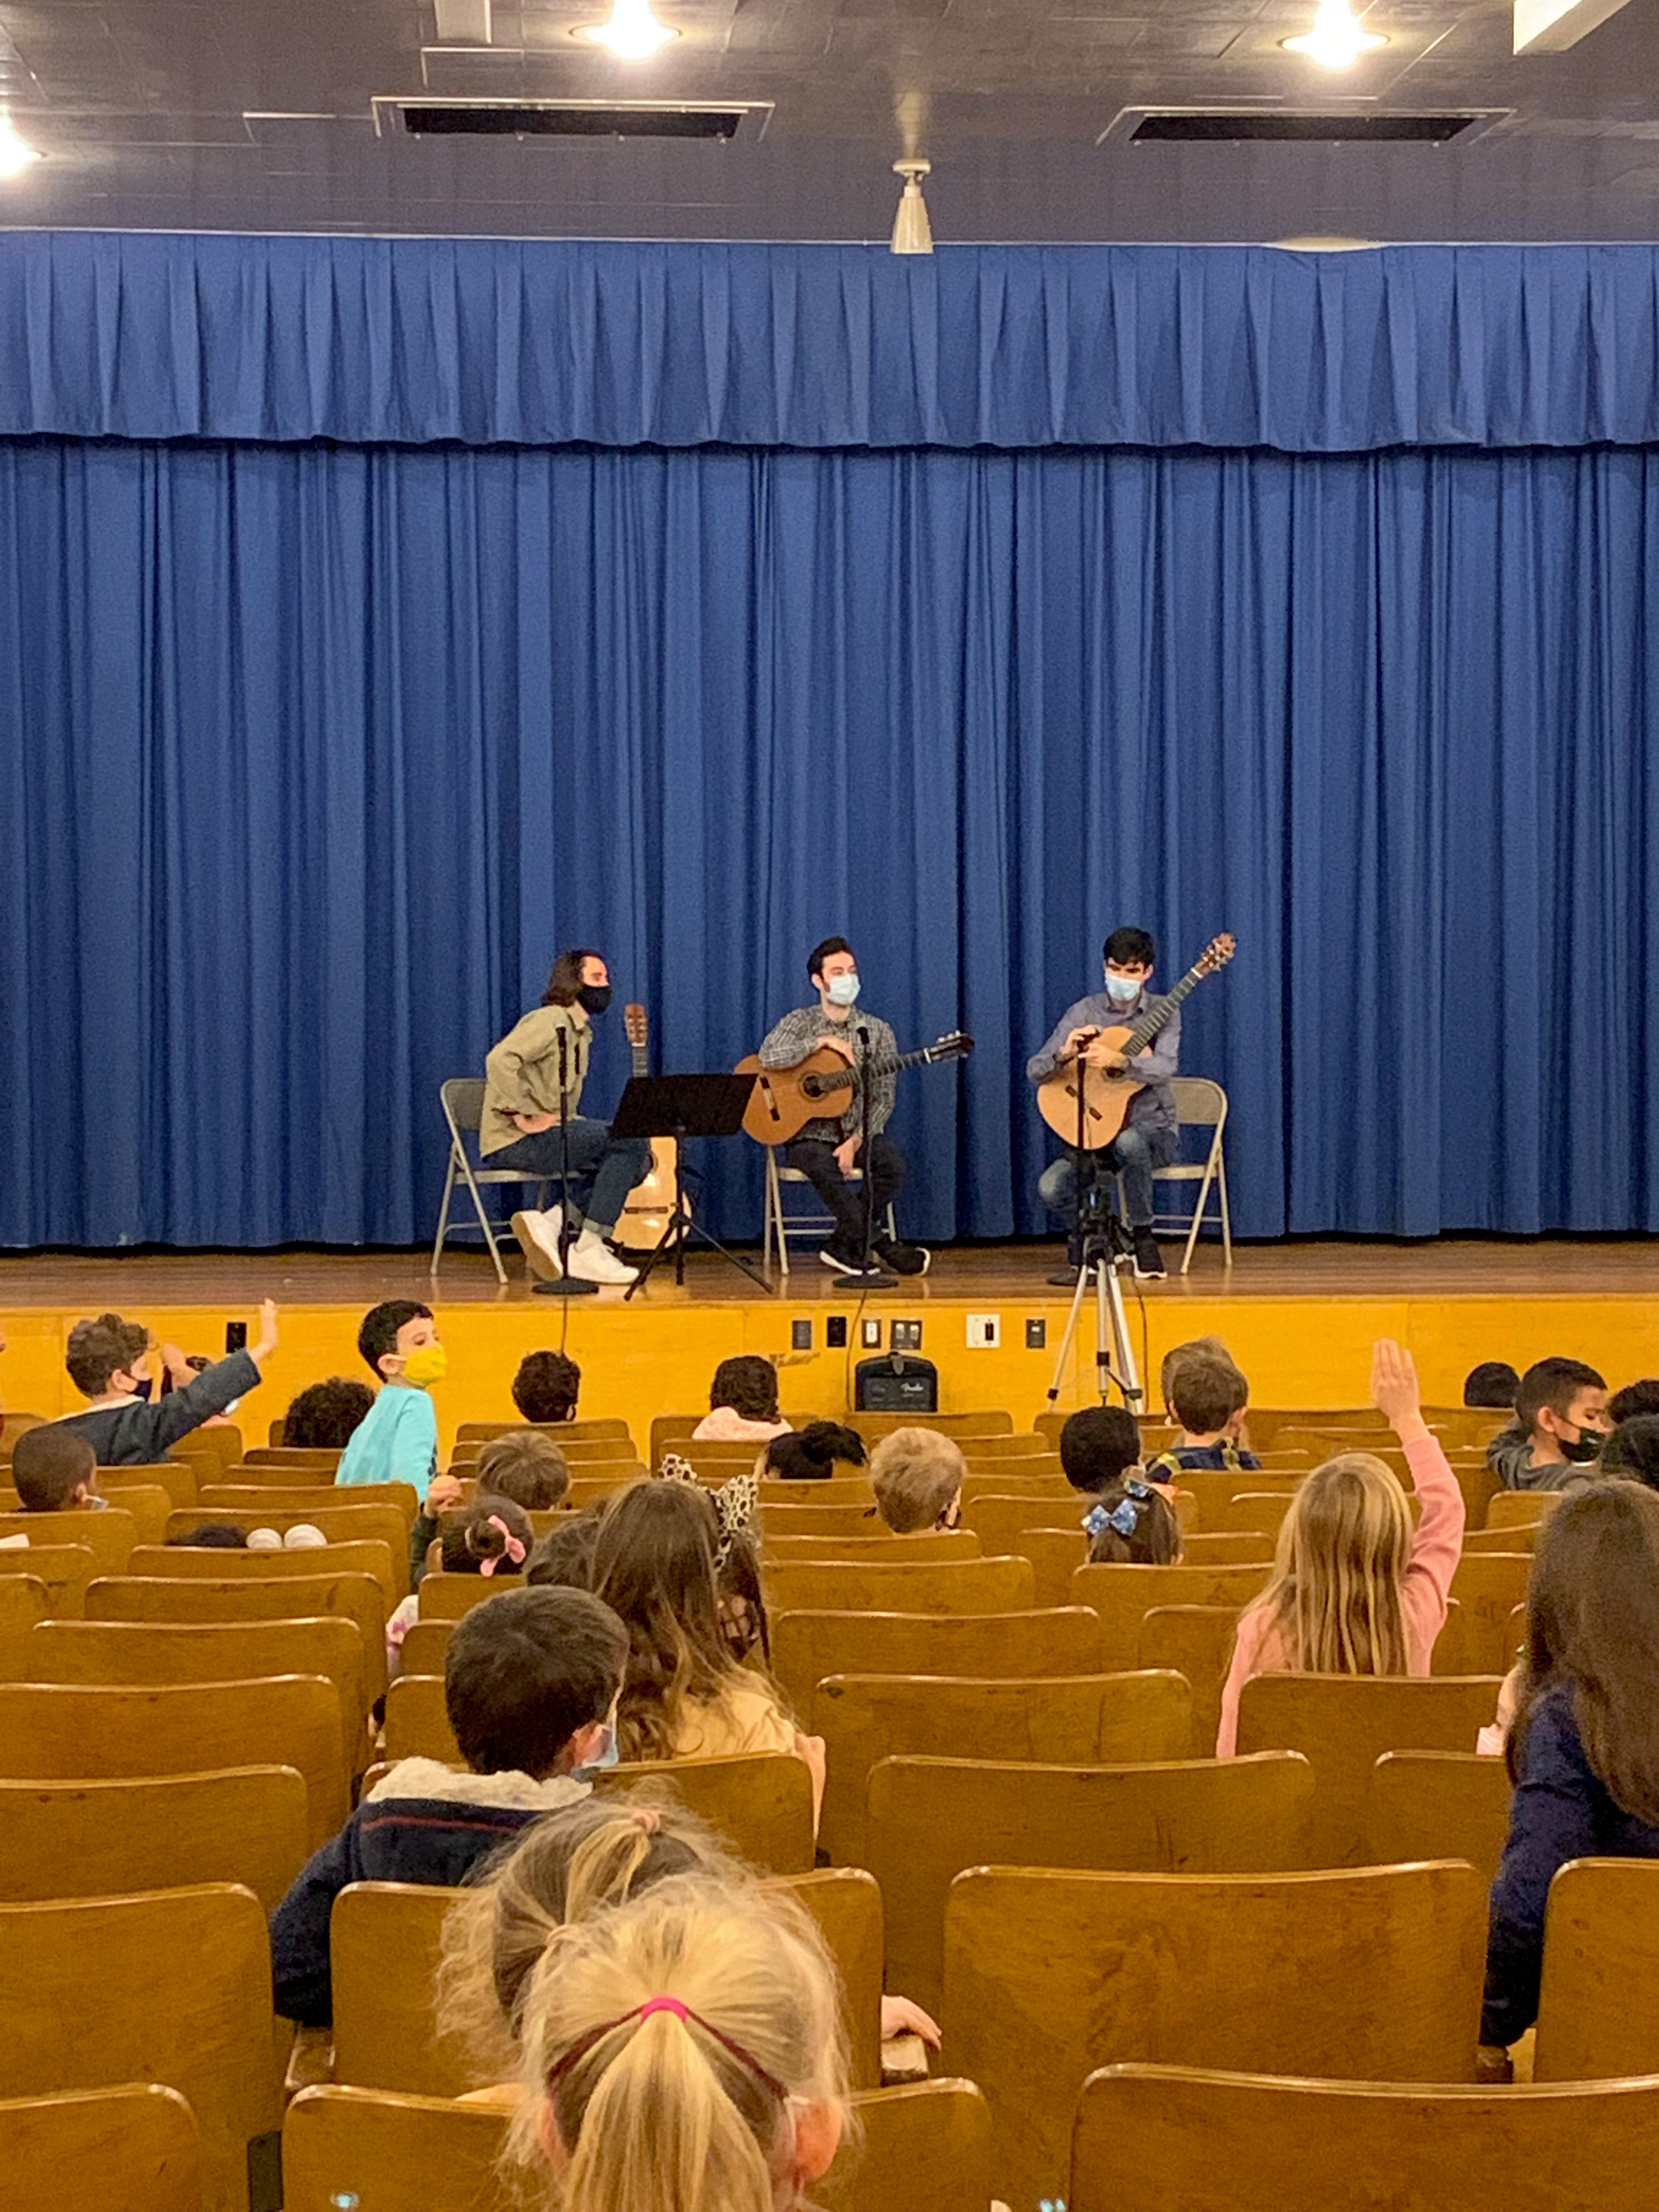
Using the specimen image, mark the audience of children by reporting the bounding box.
[1216,1340,1464,1756]
[1059,1404,1143,1496]
[271,1583,628,2025]
[1143,1354,1262,1481]
[281,1376,373,1449]
[1485,1357,1611,1491]
[10,1424,102,1512]
[336,1300,443,1491]
[868,1427,965,1533]
[1084,1475,1183,1565]
[512,1349,582,1425]
[693,1356,793,1443]
[1480,1483,1659,2077]
[1463,1361,1519,1411]
[50,1299,276,1465]
[759,1422,867,1482]
[387,1495,536,1662]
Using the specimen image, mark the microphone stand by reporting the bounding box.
[852,1021,895,1288]
[532,1020,598,1298]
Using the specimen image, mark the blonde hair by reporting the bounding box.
[437,1799,747,2083]
[869,1427,966,1534]
[513,1876,850,2212]
[475,1430,572,1512]
[1248,1452,1411,1676]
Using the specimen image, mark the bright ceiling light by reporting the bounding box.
[890,158,932,254]
[575,0,678,60]
[0,116,42,180]
[1281,1,1389,66]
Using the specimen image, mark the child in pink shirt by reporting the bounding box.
[1217,1340,1465,1756]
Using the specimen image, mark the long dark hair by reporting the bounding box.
[542,948,603,1008]
[1508,1482,1659,1825]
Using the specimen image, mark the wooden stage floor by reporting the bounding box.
[3,1237,1656,1443]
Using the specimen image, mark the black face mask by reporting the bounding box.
[577,984,612,1017]
[1560,1430,1603,1464]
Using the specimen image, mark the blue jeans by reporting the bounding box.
[487,1116,652,1235]
[1039,1124,1173,1232]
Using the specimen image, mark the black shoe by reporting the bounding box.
[876,1238,932,1277]
[1132,1230,1167,1281]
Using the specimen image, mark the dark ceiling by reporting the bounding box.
[2,0,1659,243]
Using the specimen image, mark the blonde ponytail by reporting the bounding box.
[512,1875,849,2212]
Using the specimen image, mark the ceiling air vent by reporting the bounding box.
[1109,109,1500,147]
[372,97,771,142]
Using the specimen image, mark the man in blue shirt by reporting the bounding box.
[1027,926,1179,1281]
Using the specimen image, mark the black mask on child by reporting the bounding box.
[1559,1430,1603,1464]
[577,984,612,1017]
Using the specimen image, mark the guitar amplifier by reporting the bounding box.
[854,1352,939,1415]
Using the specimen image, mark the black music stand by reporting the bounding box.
[611,1072,774,1299]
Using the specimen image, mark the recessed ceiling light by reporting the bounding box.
[1282,1,1389,67]
[0,115,41,180]
[574,0,678,62]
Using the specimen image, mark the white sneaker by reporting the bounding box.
[566,1228,639,1286]
[512,1208,563,1282]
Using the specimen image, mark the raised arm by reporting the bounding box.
[1371,1338,1465,1634]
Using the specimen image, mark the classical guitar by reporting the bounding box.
[1036,934,1236,1150]
[734,1031,975,1147]
[616,1002,681,1252]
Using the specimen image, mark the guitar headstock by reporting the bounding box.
[623,1002,649,1050]
[1194,935,1236,977]
[922,1031,975,1064]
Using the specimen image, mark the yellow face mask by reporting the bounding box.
[399,1344,448,1390]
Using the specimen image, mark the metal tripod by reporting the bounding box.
[1044,1185,1144,1411]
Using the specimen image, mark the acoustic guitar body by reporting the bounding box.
[617,1002,682,1251]
[1036,1025,1144,1150]
[733,1045,853,1147]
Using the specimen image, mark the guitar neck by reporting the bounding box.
[1123,966,1203,1055]
[814,1044,932,1098]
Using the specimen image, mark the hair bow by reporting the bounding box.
[478,1514,527,1576]
[1084,1499,1140,1541]
[1123,1476,1155,1503]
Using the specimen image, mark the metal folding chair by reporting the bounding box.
[430,1078,552,1283]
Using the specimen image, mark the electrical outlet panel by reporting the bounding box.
[966,1312,1001,1349]
[791,1318,813,1351]
[861,1319,883,1349]
[1025,1317,1047,1350]
[826,1315,848,1349]
[892,1320,922,1352]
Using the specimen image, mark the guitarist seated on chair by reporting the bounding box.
[756,936,931,1279]
[1027,926,1179,1282]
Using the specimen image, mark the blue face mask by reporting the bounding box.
[825,973,861,1008]
[576,1721,620,1777]
[1105,972,1143,1006]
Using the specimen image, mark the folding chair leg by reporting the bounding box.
[1180,1147,1216,1277]
[457,1152,509,1286]
[764,1154,790,1280]
[431,1154,460,1276]
[1217,1149,1233,1267]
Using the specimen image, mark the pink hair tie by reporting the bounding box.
[637,1996,690,2023]
[477,1515,527,1577]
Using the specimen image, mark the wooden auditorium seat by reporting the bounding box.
[1069,1561,1271,1670]
[123,1540,397,1605]
[1447,1552,1533,1673]
[85,1571,388,1700]
[771,1606,1103,1717]
[1533,1857,1659,2083]
[0,1768,310,1911]
[1487,1490,1559,1533]
[763,1530,982,1564]
[1137,1606,1242,1756]
[455,1418,632,1445]
[21,1615,370,1742]
[1362,1750,1513,1884]
[0,1546,98,1619]
[198,1481,418,1524]
[763,1556,1035,1617]
[592,1753,816,1873]
[0,2083,201,2212]
[946,1859,1486,2211]
[161,1507,410,1596]
[756,1502,883,1538]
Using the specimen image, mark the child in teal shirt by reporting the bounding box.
[336,1300,444,1492]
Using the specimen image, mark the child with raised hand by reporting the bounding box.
[54,1300,276,1465]
[1481,1484,1659,2078]
[336,1299,444,1492]
[1085,1476,1183,1566]
[507,1877,848,2212]
[1216,1339,1464,1756]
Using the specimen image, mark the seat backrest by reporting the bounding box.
[0,2083,200,2212]
[0,1576,46,1633]
[1363,1750,1514,1884]
[949,1860,1485,2212]
[84,1572,388,1700]
[867,1750,1313,2017]
[25,1615,369,1735]
[1486,1490,1559,1533]
[760,1479,881,1509]
[951,1434,1053,1460]
[397,1620,452,1676]
[0,1546,97,1619]
[440,1077,487,1137]
[458,1418,633,1446]
[1138,1605,1246,1757]
[0,1767,310,1912]
[161,1506,411,1596]
[1170,1468,1297,1527]
[772,1607,1103,1718]
[764,1556,1035,1617]
[1448,1552,1534,1671]
[1169,1076,1227,1127]
[1218,1490,1298,1535]
[383,1674,459,1765]
[1070,1561,1271,1670]
[199,1483,417,1525]
[765,1530,982,1564]
[961,1493,1085,1555]
[417,1573,514,1622]
[854,1411,1014,1441]
[242,1448,343,1470]
[0,1884,281,2212]
[1534,1857,1659,2082]
[819,2080,993,2212]
[1179,1532,1276,1564]
[283,2085,503,2212]
[0,1513,135,1580]
[88,1485,173,1544]
[787,1868,885,2090]
[1236,1673,1505,1866]
[814,1670,1191,1866]
[593,1752,816,1875]
[759,1502,885,1538]
[1069,2066,1659,2212]
[0,1675,348,1848]
[126,1539,397,1605]
[959,1472,1076,1506]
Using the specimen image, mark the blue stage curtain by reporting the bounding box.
[7,234,1659,451]
[4,433,1659,1247]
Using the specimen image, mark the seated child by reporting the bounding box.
[1217,1340,1463,1756]
[1481,1484,1659,2077]
[1610,1379,1659,1425]
[1060,1404,1143,1496]
[1144,1355,1262,1481]
[869,1427,965,1533]
[281,1377,374,1449]
[336,1300,444,1491]
[1463,1362,1519,1412]
[1485,1357,1611,1492]
[760,1422,867,1482]
[1084,1476,1182,1565]
[512,1349,581,1425]
[10,1425,102,1512]
[1601,1416,1659,1490]
[473,1431,570,1512]
[53,1300,276,1465]
[270,1582,628,2026]
[391,1494,534,1655]
[528,1512,599,1589]
[1159,1334,1240,1421]
[692,1356,793,1443]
